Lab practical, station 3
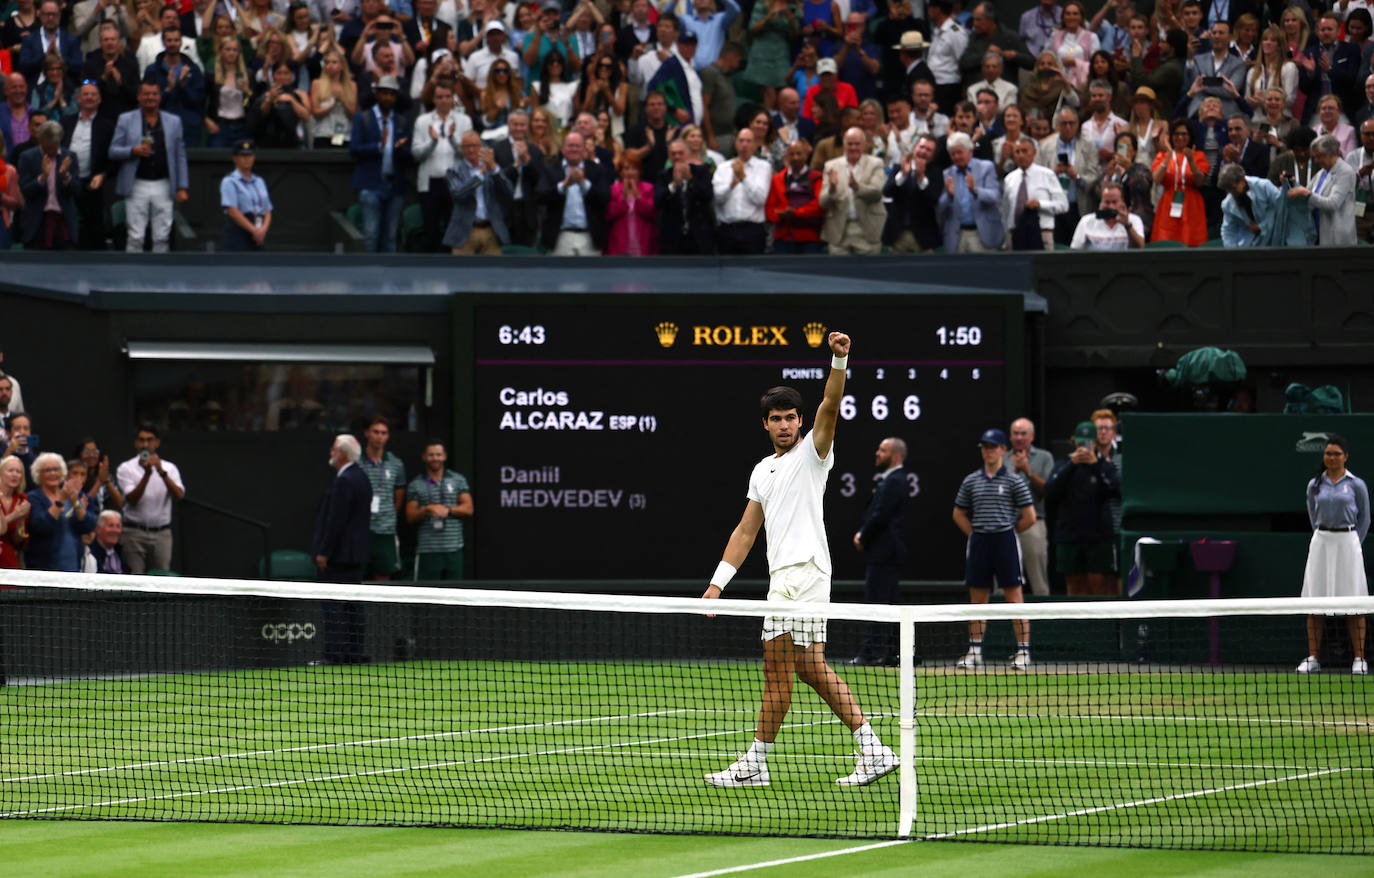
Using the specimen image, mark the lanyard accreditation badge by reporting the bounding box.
[1169,155,1186,218]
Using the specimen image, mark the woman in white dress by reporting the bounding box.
[1297,435,1370,676]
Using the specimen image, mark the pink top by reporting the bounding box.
[605,180,658,256]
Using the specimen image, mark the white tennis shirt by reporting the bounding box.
[747,435,834,575]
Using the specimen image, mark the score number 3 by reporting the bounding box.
[840,472,921,498]
[839,394,920,421]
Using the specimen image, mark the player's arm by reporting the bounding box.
[810,331,851,459]
[1015,503,1036,533]
[702,500,764,600]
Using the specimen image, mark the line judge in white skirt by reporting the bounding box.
[1297,434,1369,676]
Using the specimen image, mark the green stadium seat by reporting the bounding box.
[1146,239,1187,248]
[1200,238,1225,248]
[258,549,318,581]
[500,244,543,256]
[145,569,179,576]
[401,203,425,251]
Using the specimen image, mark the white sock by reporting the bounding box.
[853,721,880,750]
[745,738,772,763]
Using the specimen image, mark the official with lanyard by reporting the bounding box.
[219,138,273,251]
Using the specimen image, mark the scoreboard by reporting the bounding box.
[463,295,1024,583]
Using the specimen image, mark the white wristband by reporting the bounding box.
[831,354,848,370]
[710,560,737,590]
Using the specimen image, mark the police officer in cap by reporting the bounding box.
[219,138,274,251]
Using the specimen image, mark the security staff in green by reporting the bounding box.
[361,415,407,580]
[404,439,473,580]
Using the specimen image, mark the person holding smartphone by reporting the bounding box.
[1069,179,1144,247]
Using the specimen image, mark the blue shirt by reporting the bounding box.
[466,161,489,222]
[954,166,976,226]
[1307,471,1370,542]
[219,170,273,217]
[676,0,741,69]
[559,161,590,229]
[955,465,1034,533]
[374,106,396,177]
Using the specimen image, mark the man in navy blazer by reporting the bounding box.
[1299,13,1362,124]
[850,437,912,667]
[17,120,82,249]
[109,79,189,252]
[771,88,816,145]
[937,131,1004,252]
[18,0,86,84]
[349,75,411,252]
[536,130,611,254]
[312,434,373,665]
[443,130,513,253]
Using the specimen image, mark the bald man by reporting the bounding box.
[819,127,887,254]
[1009,417,1054,596]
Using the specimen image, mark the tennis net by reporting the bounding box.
[0,569,1370,854]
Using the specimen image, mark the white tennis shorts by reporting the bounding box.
[761,559,830,647]
[1301,530,1370,598]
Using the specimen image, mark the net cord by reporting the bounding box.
[3,569,1371,623]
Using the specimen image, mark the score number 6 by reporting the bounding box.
[839,394,921,421]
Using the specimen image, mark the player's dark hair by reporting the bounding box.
[760,386,803,419]
[369,415,391,429]
[424,437,447,452]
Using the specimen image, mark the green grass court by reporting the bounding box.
[3,658,1370,869]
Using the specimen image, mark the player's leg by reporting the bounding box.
[1298,615,1325,673]
[794,641,864,731]
[705,632,791,787]
[757,633,797,742]
[794,641,898,786]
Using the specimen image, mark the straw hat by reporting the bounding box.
[892,31,929,52]
[1130,86,1160,110]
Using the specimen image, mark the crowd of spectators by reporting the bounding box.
[0,0,1370,251]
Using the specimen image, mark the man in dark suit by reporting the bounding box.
[614,0,656,62]
[443,130,513,253]
[492,110,543,247]
[1212,113,1270,182]
[882,133,944,252]
[402,0,453,65]
[656,137,715,254]
[18,0,85,84]
[61,81,113,249]
[771,87,815,146]
[849,437,911,667]
[536,130,610,254]
[18,120,82,249]
[349,75,411,252]
[86,509,130,574]
[1298,13,1362,124]
[312,434,372,664]
[81,23,140,122]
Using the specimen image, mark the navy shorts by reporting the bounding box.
[965,530,1024,590]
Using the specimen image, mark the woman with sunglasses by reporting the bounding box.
[479,61,521,134]
[1150,116,1209,245]
[575,51,626,140]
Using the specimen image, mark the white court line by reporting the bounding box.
[0,716,846,818]
[652,751,1372,773]
[922,767,1351,840]
[669,840,913,878]
[0,708,697,784]
[666,767,1353,878]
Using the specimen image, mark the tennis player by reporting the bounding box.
[702,331,897,789]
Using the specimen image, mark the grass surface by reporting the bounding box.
[3,658,1370,857]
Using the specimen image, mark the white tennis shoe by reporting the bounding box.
[1353,658,1368,676]
[704,757,770,788]
[837,745,897,787]
[955,649,983,670]
[1010,650,1031,671]
[1295,656,1321,674]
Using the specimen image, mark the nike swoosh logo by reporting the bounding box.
[733,772,758,782]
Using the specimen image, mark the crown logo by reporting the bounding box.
[655,322,679,348]
[803,322,827,348]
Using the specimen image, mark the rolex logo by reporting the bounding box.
[655,321,679,348]
[803,322,827,348]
